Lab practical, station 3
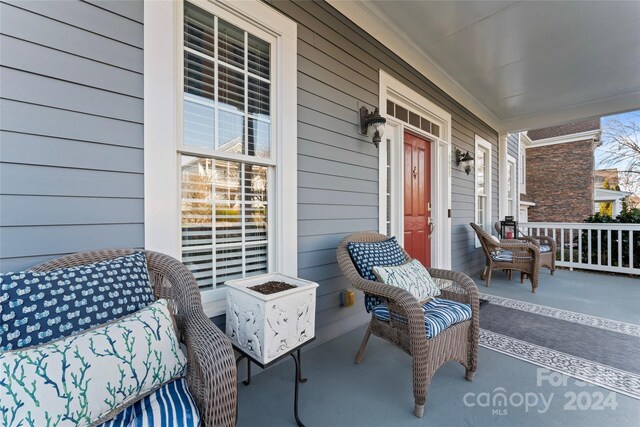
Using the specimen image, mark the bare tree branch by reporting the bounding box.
[598,113,640,194]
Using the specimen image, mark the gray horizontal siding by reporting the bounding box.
[1,2,142,72]
[0,35,142,97]
[0,0,144,271]
[507,133,519,160]
[267,0,499,342]
[1,99,143,147]
[0,195,143,226]
[5,0,142,48]
[83,0,143,23]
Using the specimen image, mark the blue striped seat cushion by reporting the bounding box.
[371,298,472,339]
[491,250,513,261]
[539,244,551,253]
[99,378,200,427]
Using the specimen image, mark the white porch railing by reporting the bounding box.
[520,222,640,275]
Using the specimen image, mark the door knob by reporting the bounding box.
[428,218,434,239]
[412,166,417,179]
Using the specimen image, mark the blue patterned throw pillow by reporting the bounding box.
[0,251,155,351]
[347,237,406,311]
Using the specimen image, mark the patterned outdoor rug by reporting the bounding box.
[478,294,640,399]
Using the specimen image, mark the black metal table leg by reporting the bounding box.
[235,355,246,425]
[291,352,306,427]
[233,340,313,427]
[243,357,252,386]
[296,349,307,383]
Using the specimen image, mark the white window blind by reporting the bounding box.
[181,2,273,290]
[183,2,271,157]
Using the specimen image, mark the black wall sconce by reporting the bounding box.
[455,148,475,175]
[359,106,386,147]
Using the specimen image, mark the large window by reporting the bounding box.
[144,0,297,316]
[475,136,492,246]
[181,2,273,290]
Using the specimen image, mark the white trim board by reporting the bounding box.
[144,0,298,317]
[378,70,452,270]
[474,135,492,248]
[506,154,517,218]
[594,188,632,201]
[525,129,601,148]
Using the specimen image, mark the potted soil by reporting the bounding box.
[225,273,319,364]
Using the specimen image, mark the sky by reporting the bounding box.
[595,111,639,194]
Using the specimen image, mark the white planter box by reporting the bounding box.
[225,273,319,365]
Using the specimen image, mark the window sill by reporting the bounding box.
[201,287,227,318]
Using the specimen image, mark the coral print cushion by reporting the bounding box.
[0,252,155,351]
[0,299,186,427]
[372,259,441,302]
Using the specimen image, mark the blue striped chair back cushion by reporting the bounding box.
[371,298,472,339]
[99,378,200,427]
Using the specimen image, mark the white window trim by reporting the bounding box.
[378,70,452,269]
[519,133,528,195]
[475,135,492,248]
[144,0,297,317]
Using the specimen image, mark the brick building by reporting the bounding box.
[520,118,601,222]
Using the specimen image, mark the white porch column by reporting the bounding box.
[498,133,508,221]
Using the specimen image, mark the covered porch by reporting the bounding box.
[237,269,640,426]
[1,0,639,426]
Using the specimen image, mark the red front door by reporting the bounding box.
[404,131,432,267]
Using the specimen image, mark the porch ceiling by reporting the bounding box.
[328,1,640,132]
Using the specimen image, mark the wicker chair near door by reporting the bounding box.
[471,223,541,292]
[29,249,237,427]
[337,232,479,418]
[494,221,557,274]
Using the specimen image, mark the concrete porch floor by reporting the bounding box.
[236,269,640,426]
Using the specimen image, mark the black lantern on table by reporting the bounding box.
[500,216,518,239]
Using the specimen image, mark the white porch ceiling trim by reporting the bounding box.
[327,0,500,131]
[327,0,640,134]
[501,91,640,134]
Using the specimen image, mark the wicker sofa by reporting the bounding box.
[336,232,479,418]
[29,249,237,427]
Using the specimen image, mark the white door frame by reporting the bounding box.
[378,70,452,269]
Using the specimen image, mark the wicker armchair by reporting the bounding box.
[494,221,557,274]
[336,232,479,418]
[471,223,541,292]
[29,249,237,427]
